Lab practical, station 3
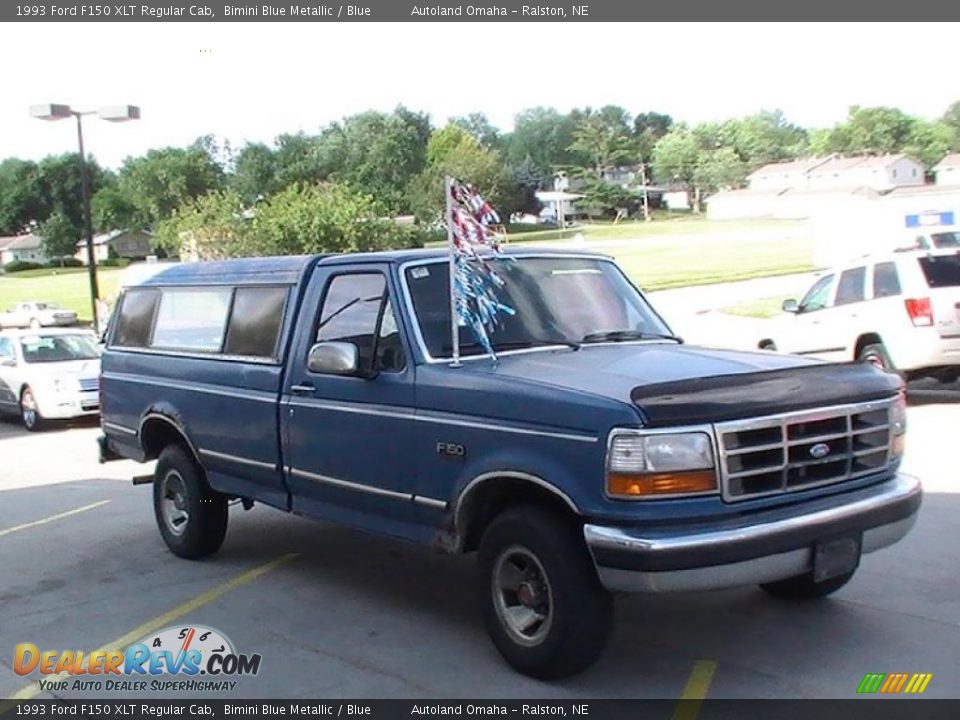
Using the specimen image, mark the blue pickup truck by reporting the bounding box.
[99,248,921,678]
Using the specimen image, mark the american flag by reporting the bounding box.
[446,179,514,362]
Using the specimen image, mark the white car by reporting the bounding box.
[0,301,78,329]
[0,329,101,430]
[759,249,960,383]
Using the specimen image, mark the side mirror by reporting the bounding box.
[307,341,360,376]
[782,299,799,314]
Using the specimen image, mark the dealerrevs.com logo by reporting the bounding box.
[14,625,261,692]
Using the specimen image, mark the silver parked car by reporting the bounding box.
[0,301,78,329]
[0,329,101,430]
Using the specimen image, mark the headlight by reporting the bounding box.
[891,391,907,458]
[606,430,718,499]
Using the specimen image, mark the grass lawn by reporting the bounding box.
[0,268,123,322]
[600,235,814,291]
[503,216,807,243]
[721,295,794,318]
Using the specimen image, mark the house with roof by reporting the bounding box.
[0,234,47,267]
[74,229,154,265]
[933,154,960,186]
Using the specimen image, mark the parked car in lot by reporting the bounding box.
[99,249,920,679]
[760,249,960,383]
[0,328,101,430]
[0,301,78,329]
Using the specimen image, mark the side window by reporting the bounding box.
[224,286,288,359]
[151,287,232,352]
[835,267,866,306]
[872,262,901,298]
[316,274,405,373]
[112,288,160,348]
[799,274,834,313]
[0,337,14,363]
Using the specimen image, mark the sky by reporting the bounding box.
[2,22,958,169]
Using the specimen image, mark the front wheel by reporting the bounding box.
[858,342,895,373]
[153,444,228,559]
[20,387,45,432]
[478,505,612,679]
[760,569,856,600]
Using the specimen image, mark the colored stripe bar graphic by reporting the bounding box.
[857,672,933,694]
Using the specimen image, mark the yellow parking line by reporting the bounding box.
[0,500,111,537]
[671,660,718,720]
[1,552,298,707]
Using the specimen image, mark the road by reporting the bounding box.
[0,377,957,701]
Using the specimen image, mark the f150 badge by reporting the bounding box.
[437,442,466,459]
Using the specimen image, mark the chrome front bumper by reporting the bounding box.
[584,473,921,593]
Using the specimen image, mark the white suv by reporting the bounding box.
[760,249,960,383]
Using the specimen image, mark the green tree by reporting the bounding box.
[904,119,960,168]
[410,124,509,221]
[652,126,701,202]
[230,142,280,204]
[106,146,225,230]
[943,100,960,132]
[315,107,431,214]
[694,147,747,193]
[452,113,501,149]
[154,189,248,259]
[38,210,80,263]
[720,110,808,169]
[568,106,636,178]
[0,158,43,235]
[633,111,673,161]
[504,107,581,182]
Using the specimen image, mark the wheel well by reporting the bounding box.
[854,333,883,360]
[139,416,197,462]
[457,476,579,553]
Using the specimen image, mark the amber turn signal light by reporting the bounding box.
[607,470,718,498]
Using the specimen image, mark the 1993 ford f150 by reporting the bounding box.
[98,249,921,678]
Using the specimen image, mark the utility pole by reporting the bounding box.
[639,161,651,222]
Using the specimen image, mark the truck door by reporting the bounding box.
[281,265,422,537]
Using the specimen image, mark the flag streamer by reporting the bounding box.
[446,178,514,364]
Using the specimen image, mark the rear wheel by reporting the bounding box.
[153,444,228,559]
[478,505,612,679]
[20,387,45,432]
[760,569,856,600]
[858,342,894,373]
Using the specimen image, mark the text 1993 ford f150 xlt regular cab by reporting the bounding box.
[98,249,921,678]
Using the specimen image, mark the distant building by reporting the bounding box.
[74,229,154,265]
[0,234,47,267]
[933,153,960,186]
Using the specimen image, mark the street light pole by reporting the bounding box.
[73,112,100,329]
[30,103,139,334]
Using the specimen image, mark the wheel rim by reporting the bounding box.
[21,390,36,428]
[160,470,190,536]
[491,545,553,647]
[864,352,886,370]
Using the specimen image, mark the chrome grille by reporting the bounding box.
[716,399,894,501]
[79,377,99,392]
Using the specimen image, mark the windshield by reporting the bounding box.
[404,256,671,359]
[20,334,100,364]
[929,232,960,249]
[918,254,960,288]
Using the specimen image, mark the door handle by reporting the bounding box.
[290,383,315,396]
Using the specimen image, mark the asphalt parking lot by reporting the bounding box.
[0,379,957,702]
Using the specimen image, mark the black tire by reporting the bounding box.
[760,569,856,600]
[759,339,777,352]
[20,386,45,432]
[478,504,613,679]
[858,342,895,373]
[153,444,228,559]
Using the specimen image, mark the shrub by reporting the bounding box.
[3,260,45,273]
[48,257,83,268]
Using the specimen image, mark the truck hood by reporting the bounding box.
[481,343,901,426]
[21,358,100,381]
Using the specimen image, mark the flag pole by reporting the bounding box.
[446,176,461,367]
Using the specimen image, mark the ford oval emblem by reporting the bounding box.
[809,443,831,459]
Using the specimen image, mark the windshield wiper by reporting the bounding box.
[580,330,683,344]
[443,338,580,353]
